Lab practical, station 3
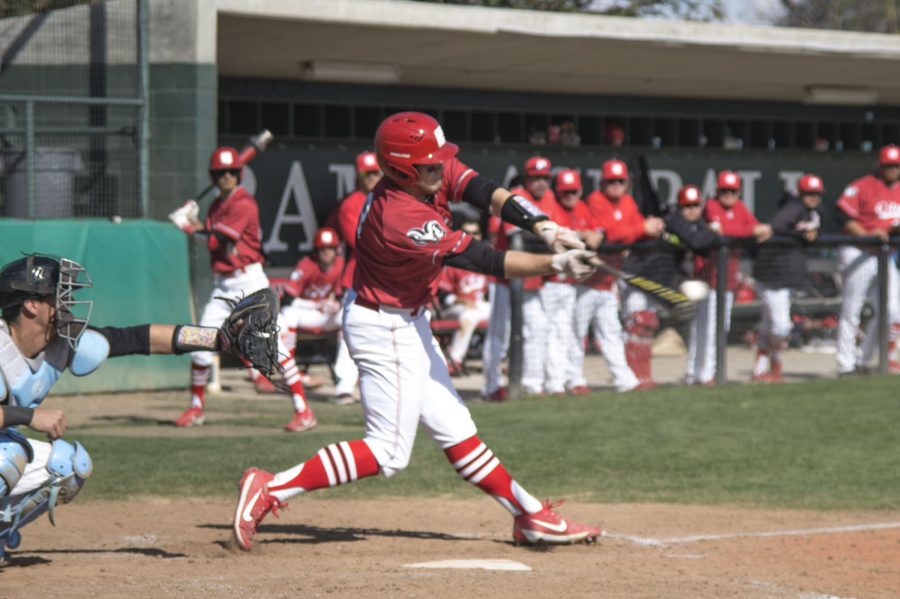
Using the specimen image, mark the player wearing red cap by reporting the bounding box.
[326,151,382,404]
[687,171,772,385]
[171,147,312,429]
[751,174,825,382]
[835,145,900,376]
[232,111,602,551]
[482,155,565,398]
[578,159,664,391]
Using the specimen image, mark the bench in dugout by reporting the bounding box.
[430,316,489,374]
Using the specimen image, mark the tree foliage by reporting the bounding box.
[414,0,724,21]
[778,0,900,33]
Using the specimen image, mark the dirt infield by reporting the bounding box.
[3,498,898,598]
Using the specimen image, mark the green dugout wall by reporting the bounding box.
[0,219,192,394]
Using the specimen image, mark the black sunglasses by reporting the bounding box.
[212,169,241,179]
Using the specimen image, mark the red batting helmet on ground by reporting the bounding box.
[555,169,582,192]
[601,159,628,181]
[209,146,241,171]
[356,151,379,173]
[314,227,340,249]
[717,170,741,191]
[524,156,552,177]
[374,112,458,186]
[879,144,900,166]
[677,184,703,206]
[798,173,825,194]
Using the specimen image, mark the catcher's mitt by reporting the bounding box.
[219,288,280,377]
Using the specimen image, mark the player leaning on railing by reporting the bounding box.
[233,111,604,551]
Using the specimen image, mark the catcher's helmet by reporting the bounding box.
[374,112,458,186]
[0,253,93,350]
[798,173,825,194]
[677,184,702,206]
[314,227,340,249]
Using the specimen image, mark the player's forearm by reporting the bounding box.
[843,220,869,237]
[503,251,555,278]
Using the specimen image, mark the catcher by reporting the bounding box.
[0,253,278,564]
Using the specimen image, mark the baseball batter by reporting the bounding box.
[688,171,772,385]
[751,174,824,382]
[0,254,247,562]
[172,147,315,431]
[326,151,382,403]
[835,145,900,375]
[233,112,601,550]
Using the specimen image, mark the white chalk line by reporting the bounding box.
[606,520,900,547]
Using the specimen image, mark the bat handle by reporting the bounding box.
[194,181,215,202]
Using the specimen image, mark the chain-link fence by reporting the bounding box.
[0,0,148,219]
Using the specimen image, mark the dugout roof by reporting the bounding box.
[205,0,900,105]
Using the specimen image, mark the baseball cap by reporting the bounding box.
[524,156,552,177]
[879,144,900,166]
[716,170,740,191]
[555,169,582,192]
[677,184,702,207]
[601,159,628,181]
[797,173,825,194]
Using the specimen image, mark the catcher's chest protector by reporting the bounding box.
[0,321,108,408]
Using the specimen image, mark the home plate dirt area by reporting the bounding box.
[3,498,898,598]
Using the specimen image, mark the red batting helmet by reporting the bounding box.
[797,173,825,194]
[314,227,340,249]
[879,144,900,166]
[356,151,379,173]
[374,112,458,186]
[555,169,582,192]
[209,146,241,171]
[716,170,740,191]
[601,159,628,181]
[677,184,702,207]
[524,156,552,177]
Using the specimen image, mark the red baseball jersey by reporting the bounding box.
[353,157,478,308]
[584,191,646,290]
[557,199,600,285]
[287,255,345,300]
[492,187,564,290]
[836,173,900,232]
[694,197,759,290]
[333,189,369,290]
[440,266,488,303]
[205,186,265,274]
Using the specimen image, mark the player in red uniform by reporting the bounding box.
[835,145,900,375]
[328,151,382,404]
[276,227,345,431]
[687,170,772,385]
[171,147,311,429]
[233,112,602,551]
[576,159,664,391]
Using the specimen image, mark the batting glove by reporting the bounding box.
[168,200,201,234]
[551,249,596,280]
[535,220,586,253]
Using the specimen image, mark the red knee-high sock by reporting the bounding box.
[267,439,379,502]
[190,363,210,409]
[444,435,542,516]
[279,355,309,412]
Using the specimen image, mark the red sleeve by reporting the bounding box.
[212,194,255,243]
[443,157,478,203]
[736,202,759,235]
[331,256,345,296]
[836,178,863,219]
[337,192,365,249]
[287,259,309,297]
[384,202,472,263]
[618,196,647,243]
[438,268,456,294]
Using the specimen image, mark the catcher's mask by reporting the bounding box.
[0,253,94,350]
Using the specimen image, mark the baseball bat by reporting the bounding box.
[195,129,274,201]
[584,254,695,311]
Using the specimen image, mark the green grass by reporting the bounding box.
[72,376,900,510]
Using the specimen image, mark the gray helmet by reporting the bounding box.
[0,253,93,350]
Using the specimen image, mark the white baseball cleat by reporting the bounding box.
[512,500,602,545]
[233,467,284,551]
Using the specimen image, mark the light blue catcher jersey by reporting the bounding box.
[0,320,109,410]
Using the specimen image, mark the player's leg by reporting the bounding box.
[766,287,792,382]
[592,290,639,391]
[753,282,774,380]
[417,322,600,545]
[859,258,900,369]
[621,288,658,386]
[836,247,875,374]
[333,291,360,403]
[521,289,548,394]
[482,282,510,400]
[688,291,715,385]
[568,286,597,390]
[541,282,575,394]
[233,303,427,550]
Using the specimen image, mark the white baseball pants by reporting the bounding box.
[520,289,548,394]
[756,284,792,348]
[570,286,638,392]
[442,300,492,364]
[541,282,577,394]
[685,290,734,384]
[343,301,478,478]
[481,282,510,396]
